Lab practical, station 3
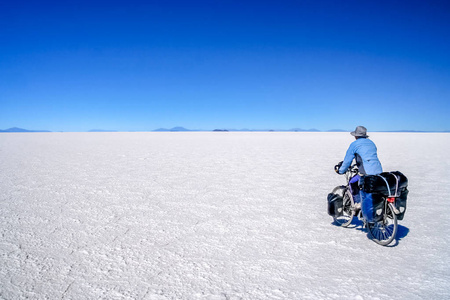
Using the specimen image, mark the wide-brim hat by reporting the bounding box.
[351,126,369,137]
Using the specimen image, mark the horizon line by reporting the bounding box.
[1,127,449,133]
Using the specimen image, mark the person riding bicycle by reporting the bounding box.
[334,126,383,215]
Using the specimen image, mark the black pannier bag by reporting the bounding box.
[360,171,408,196]
[395,188,409,220]
[361,193,385,223]
[372,194,385,222]
[327,187,344,218]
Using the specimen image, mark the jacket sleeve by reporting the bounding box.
[338,143,355,174]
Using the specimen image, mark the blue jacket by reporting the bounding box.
[339,138,382,175]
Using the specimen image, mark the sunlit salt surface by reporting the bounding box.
[1,132,449,299]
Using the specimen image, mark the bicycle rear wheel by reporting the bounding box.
[333,188,354,227]
[367,202,398,246]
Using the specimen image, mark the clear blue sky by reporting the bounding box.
[1,0,449,131]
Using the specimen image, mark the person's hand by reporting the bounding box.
[334,161,343,174]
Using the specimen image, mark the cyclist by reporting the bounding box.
[334,126,383,215]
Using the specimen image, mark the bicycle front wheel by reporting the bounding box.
[333,188,354,227]
[367,202,398,246]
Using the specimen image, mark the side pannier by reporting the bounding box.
[327,186,345,218]
[361,192,385,223]
[395,188,409,220]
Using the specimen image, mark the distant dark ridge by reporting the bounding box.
[154,126,194,132]
[0,127,51,133]
[211,128,322,132]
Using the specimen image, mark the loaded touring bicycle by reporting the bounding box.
[327,164,408,246]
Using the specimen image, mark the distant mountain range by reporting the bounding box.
[1,127,449,133]
[154,126,200,132]
[0,127,51,133]
[155,127,328,132]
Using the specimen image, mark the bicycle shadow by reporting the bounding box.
[393,225,410,243]
[331,219,410,247]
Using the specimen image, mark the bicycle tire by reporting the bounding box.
[333,188,354,227]
[367,202,398,246]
